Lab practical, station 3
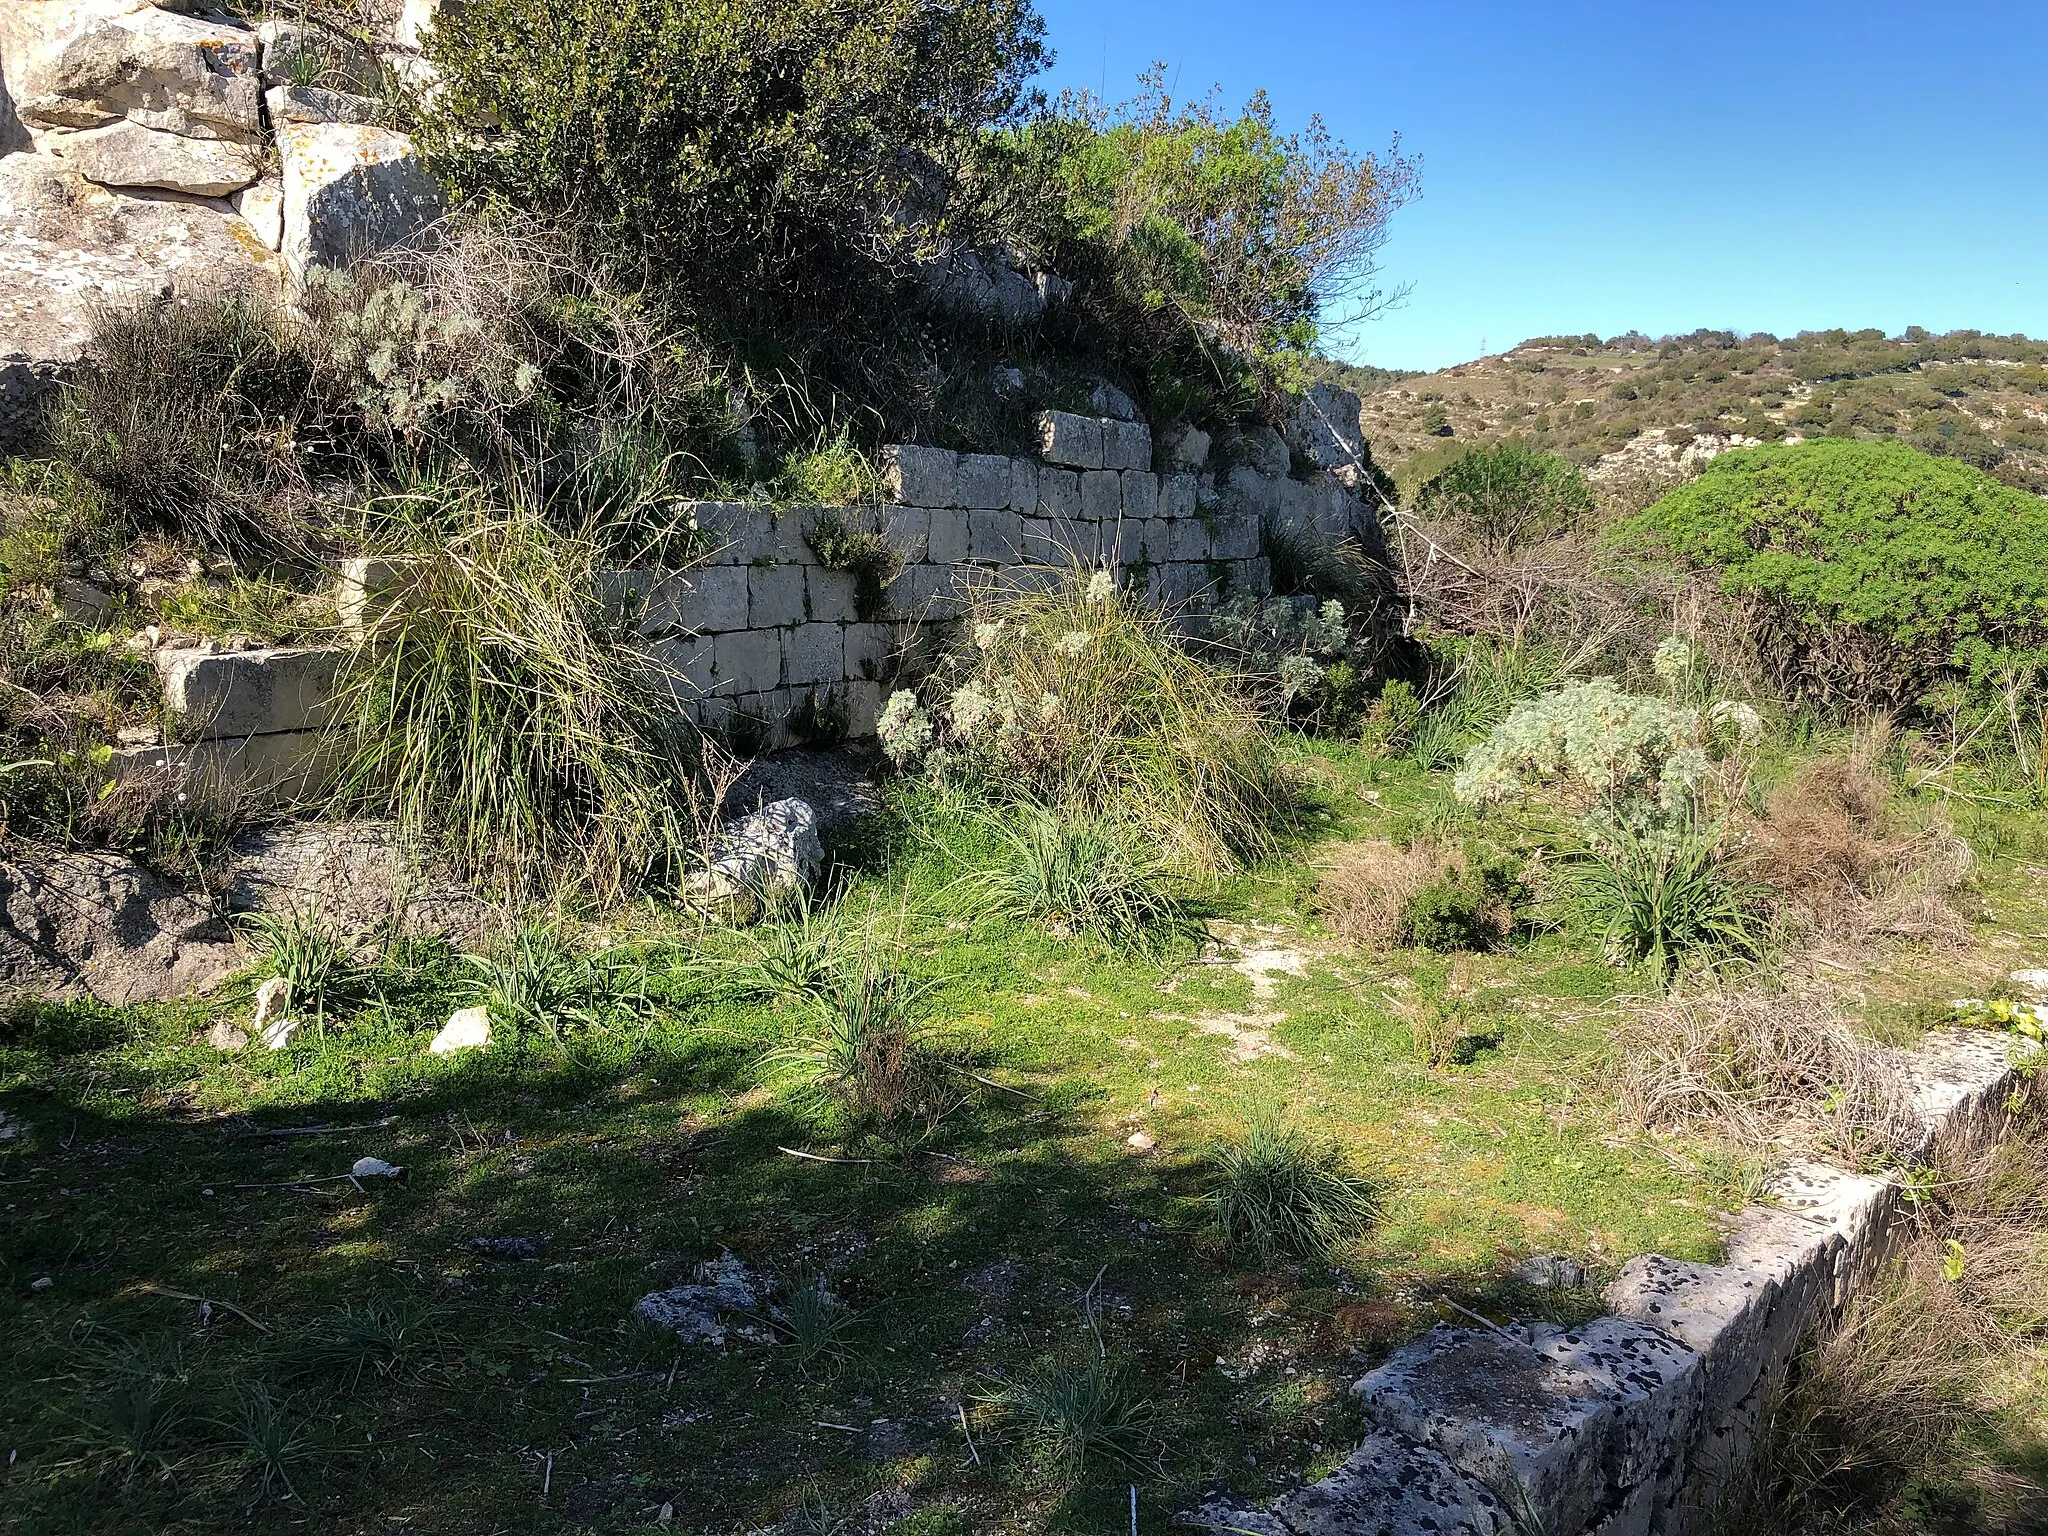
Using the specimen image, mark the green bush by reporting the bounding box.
[1396,858,1522,952]
[1615,440,2048,704]
[418,0,1044,324]
[1417,440,1593,552]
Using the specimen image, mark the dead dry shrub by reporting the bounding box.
[1748,744,1974,956]
[1615,986,1919,1163]
[1316,839,1443,948]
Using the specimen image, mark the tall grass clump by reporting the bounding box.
[765,948,955,1149]
[876,567,1287,872]
[979,1354,1154,1481]
[458,921,646,1044]
[329,481,707,903]
[1201,1109,1376,1263]
[955,804,1179,946]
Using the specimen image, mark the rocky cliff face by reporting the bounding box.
[0,0,443,446]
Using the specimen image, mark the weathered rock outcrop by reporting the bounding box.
[278,121,442,286]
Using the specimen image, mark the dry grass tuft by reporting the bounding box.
[1614,986,1919,1164]
[1748,746,1974,956]
[1316,839,1443,948]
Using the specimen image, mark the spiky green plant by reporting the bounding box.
[956,805,1179,946]
[330,479,705,903]
[979,1354,1154,1481]
[778,1274,855,1372]
[1572,821,1768,980]
[243,907,355,1036]
[1202,1110,1377,1263]
[458,921,644,1044]
[764,950,952,1147]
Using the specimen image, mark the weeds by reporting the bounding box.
[59,1345,188,1489]
[979,1354,1154,1481]
[804,507,899,620]
[287,1301,438,1394]
[765,950,955,1148]
[243,908,356,1035]
[213,1388,313,1501]
[1571,821,1767,980]
[777,1275,855,1372]
[1202,1110,1376,1263]
[722,884,858,1006]
[458,922,643,1045]
[331,482,708,903]
[956,805,1180,946]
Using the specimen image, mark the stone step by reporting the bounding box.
[153,644,342,740]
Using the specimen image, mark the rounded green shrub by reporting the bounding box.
[1418,440,1593,551]
[1615,439,2048,703]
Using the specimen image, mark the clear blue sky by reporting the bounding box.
[1030,1,2048,372]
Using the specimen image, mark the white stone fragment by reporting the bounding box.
[429,1005,491,1055]
[251,974,291,1034]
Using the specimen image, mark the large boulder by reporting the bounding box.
[44,118,259,194]
[255,20,377,94]
[0,150,280,446]
[278,121,442,287]
[0,850,237,1004]
[1286,382,1366,472]
[2,0,262,144]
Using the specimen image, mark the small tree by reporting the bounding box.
[1418,440,1593,553]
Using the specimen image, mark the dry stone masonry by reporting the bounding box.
[114,393,1383,793]
[1186,1027,2040,1536]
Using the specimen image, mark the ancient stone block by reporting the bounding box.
[1121,470,1159,520]
[843,623,890,681]
[882,444,958,508]
[662,565,748,633]
[1212,511,1262,560]
[1035,467,1081,521]
[746,563,804,629]
[1036,410,1104,470]
[1170,517,1211,562]
[1103,418,1153,472]
[1269,1429,1510,1536]
[713,629,781,695]
[1159,472,1198,519]
[684,501,768,562]
[958,452,1011,510]
[843,679,882,738]
[1079,469,1122,523]
[1006,456,1037,511]
[156,645,339,739]
[783,623,845,688]
[968,509,1020,563]
[880,506,930,564]
[926,507,970,565]
[265,83,377,125]
[647,634,715,699]
[231,177,284,250]
[806,566,858,624]
[45,120,260,196]
[13,2,263,141]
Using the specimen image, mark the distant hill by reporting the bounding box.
[1346,328,2048,497]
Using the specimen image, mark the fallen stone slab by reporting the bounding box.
[155,643,341,739]
[277,120,442,288]
[44,118,261,195]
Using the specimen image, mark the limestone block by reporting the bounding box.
[111,727,338,802]
[278,122,442,288]
[156,645,339,739]
[1355,1319,1700,1536]
[1229,556,1271,596]
[1287,381,1365,471]
[231,176,283,250]
[880,506,929,564]
[713,629,780,696]
[925,507,969,566]
[806,565,858,624]
[958,452,1011,510]
[1018,516,1061,565]
[843,678,882,738]
[1212,510,1262,560]
[1121,470,1159,521]
[747,563,805,629]
[1226,462,1284,519]
[1169,517,1211,562]
[1006,456,1037,511]
[769,507,812,563]
[1265,1429,1510,1535]
[662,565,748,633]
[968,509,1020,563]
[257,20,377,92]
[688,501,771,563]
[882,444,958,508]
[1765,1160,1897,1305]
[336,554,415,634]
[1162,424,1211,472]
[1048,516,1099,563]
[1108,519,1145,568]
[264,83,378,125]
[1136,519,1171,563]
[1079,469,1122,523]
[1103,418,1153,472]
[1160,472,1198,519]
[10,1,263,142]
[1162,562,1215,606]
[647,633,714,699]
[783,623,844,688]
[911,562,969,621]
[45,120,259,195]
[1035,467,1080,521]
[1036,409,1103,470]
[843,622,890,681]
[1898,1028,2033,1161]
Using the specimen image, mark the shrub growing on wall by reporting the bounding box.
[1615,439,2048,706]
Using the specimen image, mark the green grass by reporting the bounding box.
[6,735,2017,1533]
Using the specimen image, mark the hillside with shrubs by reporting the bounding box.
[1354,326,2048,499]
[3,4,2048,1536]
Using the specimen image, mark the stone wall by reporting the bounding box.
[1189,1028,2038,1536]
[118,399,1384,786]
